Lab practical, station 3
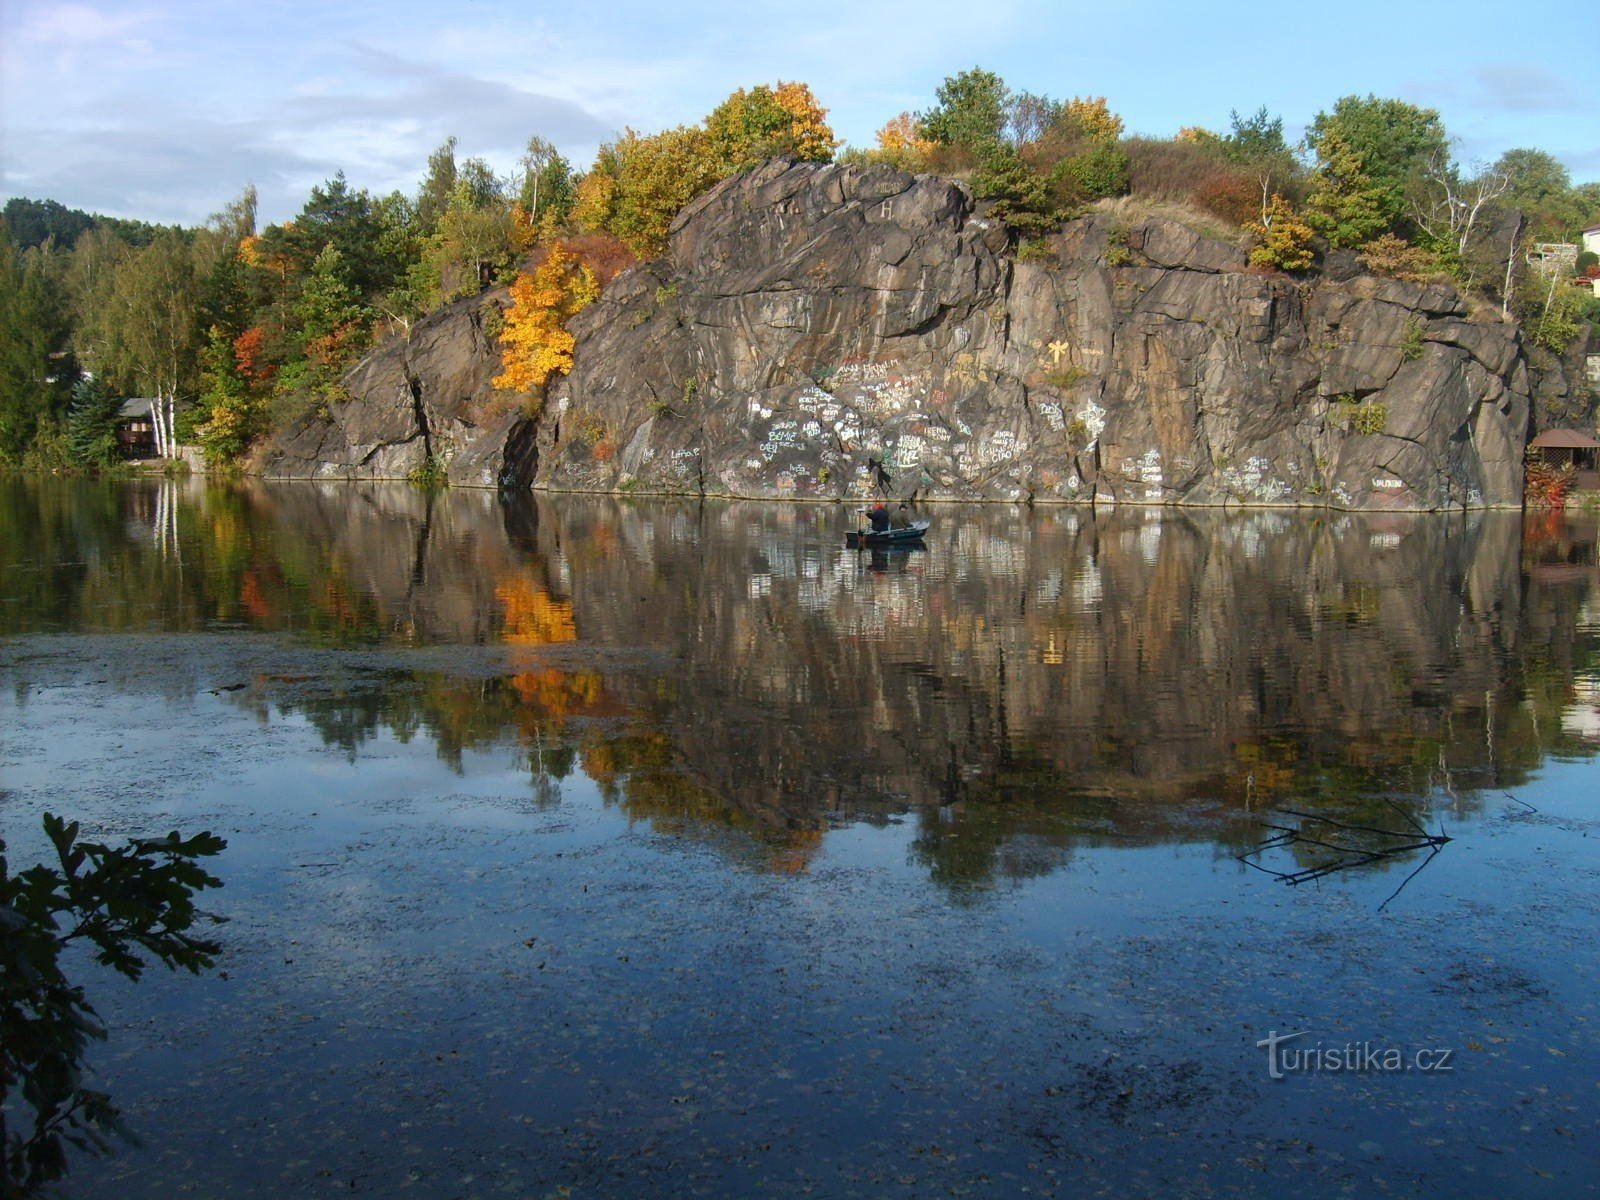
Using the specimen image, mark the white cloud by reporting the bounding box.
[21,1,159,46]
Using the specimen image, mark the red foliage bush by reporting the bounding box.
[551,233,638,287]
[1524,455,1576,509]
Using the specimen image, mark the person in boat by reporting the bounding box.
[889,504,912,530]
[867,504,891,533]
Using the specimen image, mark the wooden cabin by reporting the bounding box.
[117,398,158,459]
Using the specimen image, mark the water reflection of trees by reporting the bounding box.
[5,476,1599,893]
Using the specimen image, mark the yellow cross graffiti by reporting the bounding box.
[1045,339,1070,364]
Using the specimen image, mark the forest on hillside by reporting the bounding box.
[2,69,1598,474]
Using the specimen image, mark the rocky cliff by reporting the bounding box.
[263,158,1537,509]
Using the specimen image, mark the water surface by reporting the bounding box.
[2,477,1597,1197]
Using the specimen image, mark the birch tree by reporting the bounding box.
[1411,152,1512,281]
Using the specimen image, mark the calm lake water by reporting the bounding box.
[2,476,1598,1198]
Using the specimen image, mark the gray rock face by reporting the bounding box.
[259,289,539,489]
[534,160,1531,508]
[269,159,1536,509]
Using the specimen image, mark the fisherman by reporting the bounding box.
[867,504,891,533]
[889,504,912,530]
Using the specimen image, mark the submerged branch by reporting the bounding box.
[1237,806,1453,905]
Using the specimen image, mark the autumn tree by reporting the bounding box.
[1246,195,1316,273]
[607,126,721,257]
[492,243,600,397]
[193,326,264,462]
[706,81,837,172]
[866,112,934,171]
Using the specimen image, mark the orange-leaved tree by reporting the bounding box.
[492,243,600,396]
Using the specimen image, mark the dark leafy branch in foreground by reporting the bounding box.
[1238,803,1451,910]
[1,814,227,1195]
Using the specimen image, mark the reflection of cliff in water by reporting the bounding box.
[532,500,1596,889]
[5,477,1598,891]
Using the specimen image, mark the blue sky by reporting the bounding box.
[1,0,1595,227]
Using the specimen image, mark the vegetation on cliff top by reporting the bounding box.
[2,69,1598,474]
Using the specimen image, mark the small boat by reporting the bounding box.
[846,520,930,548]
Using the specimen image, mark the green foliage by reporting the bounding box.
[1400,317,1426,361]
[1104,223,1134,266]
[1495,148,1588,242]
[1048,141,1130,209]
[1304,130,1395,248]
[1304,95,1448,246]
[522,148,576,225]
[1224,107,1288,165]
[606,126,722,257]
[1334,395,1389,435]
[1,814,226,1193]
[971,141,1055,233]
[1016,238,1055,263]
[0,227,76,463]
[408,456,448,488]
[1530,281,1589,353]
[2,198,169,252]
[920,67,1011,151]
[65,376,123,466]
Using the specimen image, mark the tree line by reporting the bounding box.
[2,71,1597,472]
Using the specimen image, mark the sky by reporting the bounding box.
[1,0,1595,228]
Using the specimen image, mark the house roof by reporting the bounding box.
[1531,428,1600,449]
[119,398,156,418]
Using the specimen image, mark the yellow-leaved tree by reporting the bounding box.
[873,112,934,171]
[1246,194,1317,273]
[492,243,600,396]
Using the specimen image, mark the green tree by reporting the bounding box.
[970,141,1054,232]
[1304,95,1448,246]
[2,814,226,1193]
[920,67,1011,152]
[528,153,576,225]
[65,375,124,466]
[1495,148,1583,241]
[0,226,75,462]
[415,136,459,238]
[93,231,202,456]
[288,244,368,401]
[268,173,399,301]
[1224,106,1301,220]
[1303,128,1397,248]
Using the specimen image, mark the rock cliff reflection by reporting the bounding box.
[3,476,1597,892]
